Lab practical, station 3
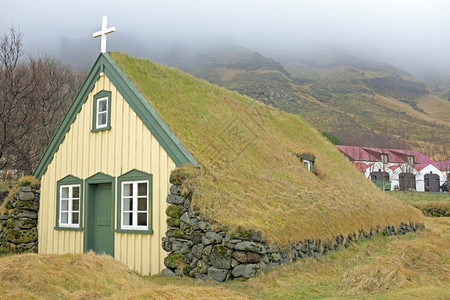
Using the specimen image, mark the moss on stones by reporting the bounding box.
[182,264,191,276]
[6,218,15,228]
[227,227,257,240]
[15,200,38,210]
[166,205,182,218]
[169,165,200,186]
[167,217,181,227]
[4,228,37,243]
[164,253,185,269]
[213,245,230,259]
[5,201,13,209]
[166,229,186,238]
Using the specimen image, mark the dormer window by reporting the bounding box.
[299,153,316,172]
[407,155,415,165]
[92,90,112,132]
[381,153,389,164]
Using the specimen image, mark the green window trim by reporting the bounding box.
[116,169,153,234]
[91,90,112,132]
[55,175,83,231]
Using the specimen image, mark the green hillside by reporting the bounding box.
[169,47,450,160]
[110,52,422,246]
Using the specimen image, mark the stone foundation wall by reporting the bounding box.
[161,184,423,282]
[0,184,40,254]
[413,202,449,217]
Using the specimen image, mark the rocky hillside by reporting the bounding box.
[163,47,449,160]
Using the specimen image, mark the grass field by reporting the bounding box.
[388,191,450,205]
[1,217,448,299]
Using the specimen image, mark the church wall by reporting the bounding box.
[38,73,176,275]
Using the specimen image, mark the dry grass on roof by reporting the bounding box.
[110,52,423,246]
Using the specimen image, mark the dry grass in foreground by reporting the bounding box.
[1,217,448,299]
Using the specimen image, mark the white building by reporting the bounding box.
[337,146,447,192]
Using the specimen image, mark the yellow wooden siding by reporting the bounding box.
[38,73,176,275]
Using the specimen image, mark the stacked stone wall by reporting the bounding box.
[413,202,450,217]
[0,184,40,254]
[161,184,423,282]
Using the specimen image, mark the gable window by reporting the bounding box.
[92,90,112,132]
[96,97,108,128]
[117,169,153,234]
[56,175,83,230]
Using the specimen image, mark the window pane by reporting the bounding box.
[72,186,79,198]
[99,99,107,112]
[72,199,79,211]
[138,197,147,211]
[137,213,147,226]
[72,212,79,224]
[98,113,107,125]
[123,212,133,226]
[61,212,68,224]
[123,197,133,211]
[138,182,147,196]
[123,184,133,196]
[61,200,69,211]
[61,187,69,198]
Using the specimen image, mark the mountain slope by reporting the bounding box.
[167,47,449,160]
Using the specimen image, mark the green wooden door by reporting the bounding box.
[85,182,114,256]
[93,183,114,256]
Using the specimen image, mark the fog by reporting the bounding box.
[2,0,450,75]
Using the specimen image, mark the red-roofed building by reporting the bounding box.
[433,160,450,178]
[337,146,447,192]
[353,162,373,172]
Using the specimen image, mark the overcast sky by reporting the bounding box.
[2,0,450,73]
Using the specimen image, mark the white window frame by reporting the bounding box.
[303,160,311,171]
[59,184,81,228]
[121,180,149,230]
[96,96,109,129]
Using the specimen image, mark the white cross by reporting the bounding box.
[93,16,115,53]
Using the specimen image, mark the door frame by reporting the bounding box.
[83,172,115,256]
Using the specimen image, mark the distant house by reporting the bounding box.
[337,146,446,192]
[433,160,450,181]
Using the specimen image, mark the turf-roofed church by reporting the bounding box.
[34,18,197,275]
[35,18,423,277]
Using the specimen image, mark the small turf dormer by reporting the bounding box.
[299,153,316,172]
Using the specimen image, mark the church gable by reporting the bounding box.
[34,53,198,180]
[36,61,179,275]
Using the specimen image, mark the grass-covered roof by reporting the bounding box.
[110,52,423,245]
